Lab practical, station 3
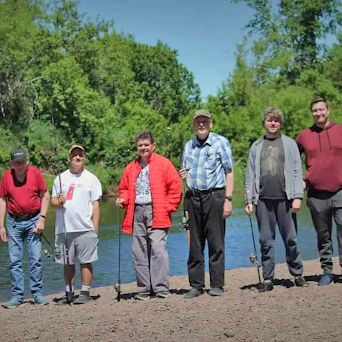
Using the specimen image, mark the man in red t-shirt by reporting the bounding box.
[0,148,50,308]
[296,98,342,286]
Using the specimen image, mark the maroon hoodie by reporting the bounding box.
[296,122,342,192]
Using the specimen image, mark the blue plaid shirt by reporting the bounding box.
[182,133,233,190]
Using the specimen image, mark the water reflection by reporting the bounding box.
[0,196,338,301]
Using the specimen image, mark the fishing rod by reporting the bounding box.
[113,205,122,302]
[41,233,60,259]
[180,180,190,246]
[11,199,58,260]
[247,214,261,284]
[244,176,262,285]
[51,114,73,304]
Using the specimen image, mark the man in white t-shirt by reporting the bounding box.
[51,145,102,304]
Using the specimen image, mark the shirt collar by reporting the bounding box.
[193,132,212,147]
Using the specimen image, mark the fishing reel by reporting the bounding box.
[249,253,257,264]
[114,282,121,302]
[42,246,62,259]
[42,249,53,258]
[179,216,189,229]
[114,283,121,293]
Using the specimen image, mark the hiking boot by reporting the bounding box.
[294,276,308,287]
[3,296,23,309]
[74,291,91,304]
[318,272,333,286]
[155,291,171,298]
[209,287,224,296]
[56,292,74,305]
[134,293,150,301]
[259,280,274,292]
[33,295,49,306]
[184,288,203,299]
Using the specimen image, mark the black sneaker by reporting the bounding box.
[294,276,308,287]
[74,291,91,304]
[259,281,274,292]
[56,291,74,305]
[184,288,203,299]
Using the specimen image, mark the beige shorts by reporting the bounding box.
[55,230,99,265]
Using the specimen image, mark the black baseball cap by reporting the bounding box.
[10,148,27,162]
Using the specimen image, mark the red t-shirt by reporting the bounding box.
[0,166,47,215]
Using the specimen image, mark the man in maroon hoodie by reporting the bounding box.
[296,98,342,286]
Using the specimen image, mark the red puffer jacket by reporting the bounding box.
[118,153,182,234]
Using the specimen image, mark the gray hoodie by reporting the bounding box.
[245,135,303,204]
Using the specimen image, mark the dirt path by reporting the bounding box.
[0,258,341,342]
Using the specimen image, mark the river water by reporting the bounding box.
[0,195,338,301]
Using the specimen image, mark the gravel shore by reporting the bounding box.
[1,258,341,342]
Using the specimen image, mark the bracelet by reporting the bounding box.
[40,214,46,219]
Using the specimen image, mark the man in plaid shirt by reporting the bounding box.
[179,110,234,299]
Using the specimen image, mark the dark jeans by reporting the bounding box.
[307,189,342,273]
[256,198,303,280]
[187,189,226,289]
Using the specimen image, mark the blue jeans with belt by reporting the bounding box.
[7,213,43,297]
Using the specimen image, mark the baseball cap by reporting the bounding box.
[68,145,85,155]
[193,109,211,120]
[10,148,27,162]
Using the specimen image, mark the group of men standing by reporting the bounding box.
[0,97,341,308]
[0,145,102,308]
[245,98,342,291]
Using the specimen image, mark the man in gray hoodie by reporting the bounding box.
[245,107,307,292]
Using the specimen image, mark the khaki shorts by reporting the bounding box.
[55,230,99,265]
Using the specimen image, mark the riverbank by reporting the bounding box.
[0,258,341,342]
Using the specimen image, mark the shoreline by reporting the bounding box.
[1,258,342,342]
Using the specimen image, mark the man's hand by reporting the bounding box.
[223,199,233,218]
[57,193,65,204]
[116,197,125,208]
[178,168,186,180]
[0,227,8,243]
[33,217,45,234]
[245,204,253,217]
[292,199,301,213]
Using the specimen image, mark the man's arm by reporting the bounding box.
[117,165,130,207]
[33,190,50,234]
[0,197,7,242]
[292,139,304,213]
[223,170,234,218]
[51,194,64,209]
[245,145,256,217]
[165,161,183,212]
[92,200,100,234]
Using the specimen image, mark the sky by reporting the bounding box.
[77,0,255,100]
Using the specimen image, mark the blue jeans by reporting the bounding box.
[7,213,43,297]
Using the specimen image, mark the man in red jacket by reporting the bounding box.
[116,131,182,300]
[296,98,342,286]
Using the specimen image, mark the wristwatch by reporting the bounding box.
[225,195,233,201]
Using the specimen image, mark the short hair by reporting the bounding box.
[262,107,284,125]
[310,98,329,110]
[135,131,154,144]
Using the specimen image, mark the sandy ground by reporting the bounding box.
[1,258,342,342]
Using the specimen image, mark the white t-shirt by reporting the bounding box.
[135,164,152,204]
[52,169,102,234]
